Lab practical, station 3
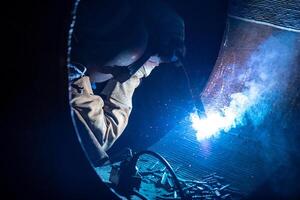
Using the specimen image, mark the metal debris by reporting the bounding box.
[139,168,243,199]
[220,184,230,191]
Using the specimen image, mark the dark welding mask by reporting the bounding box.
[112,0,186,83]
[144,0,186,64]
[99,8,186,83]
[156,36,186,65]
[70,0,185,83]
[69,0,151,82]
[110,34,186,83]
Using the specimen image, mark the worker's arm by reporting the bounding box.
[69,66,153,167]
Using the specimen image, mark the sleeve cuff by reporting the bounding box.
[70,76,94,97]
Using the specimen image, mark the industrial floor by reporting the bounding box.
[96,155,243,200]
[95,118,292,199]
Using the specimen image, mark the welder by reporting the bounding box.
[68,0,185,167]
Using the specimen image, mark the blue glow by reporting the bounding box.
[191,33,297,141]
[190,92,252,140]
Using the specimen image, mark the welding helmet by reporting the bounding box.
[70,0,185,82]
[144,0,186,65]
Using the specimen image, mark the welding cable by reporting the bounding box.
[181,64,206,118]
[131,150,185,199]
[181,64,195,102]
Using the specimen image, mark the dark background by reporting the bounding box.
[5,0,291,199]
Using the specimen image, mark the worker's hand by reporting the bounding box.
[134,55,161,78]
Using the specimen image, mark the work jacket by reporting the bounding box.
[69,67,150,167]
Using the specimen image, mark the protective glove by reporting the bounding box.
[134,55,160,79]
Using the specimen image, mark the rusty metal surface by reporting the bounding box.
[149,2,300,198]
[228,0,300,31]
[201,17,300,111]
[201,18,273,110]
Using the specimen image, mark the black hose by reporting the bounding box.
[131,150,185,199]
[181,64,207,118]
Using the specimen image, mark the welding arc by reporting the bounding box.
[132,150,185,199]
